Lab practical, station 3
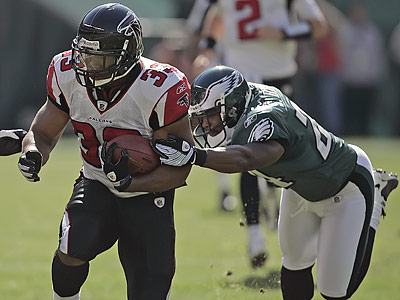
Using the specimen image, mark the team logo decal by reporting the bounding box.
[176,82,187,94]
[154,197,165,208]
[192,70,243,110]
[177,93,189,107]
[244,114,257,128]
[117,12,140,37]
[181,141,191,152]
[247,118,274,143]
[106,171,117,182]
[97,100,108,112]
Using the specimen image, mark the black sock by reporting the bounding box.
[52,252,89,297]
[281,265,314,300]
[240,172,260,225]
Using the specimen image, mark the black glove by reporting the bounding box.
[0,129,27,156]
[153,134,207,167]
[18,150,42,182]
[101,141,132,192]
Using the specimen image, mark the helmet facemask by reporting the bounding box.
[72,38,137,88]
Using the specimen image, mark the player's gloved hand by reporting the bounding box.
[18,150,42,182]
[0,129,27,156]
[101,141,132,192]
[153,134,207,167]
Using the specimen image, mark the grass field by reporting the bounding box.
[0,136,399,300]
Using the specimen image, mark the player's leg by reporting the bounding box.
[240,172,267,268]
[279,189,320,300]
[316,178,371,299]
[318,146,398,299]
[117,189,176,300]
[52,175,119,300]
[218,173,237,211]
[259,180,279,230]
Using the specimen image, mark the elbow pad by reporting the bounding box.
[282,22,312,40]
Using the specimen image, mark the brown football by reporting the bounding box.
[107,134,160,176]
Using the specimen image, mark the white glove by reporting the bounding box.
[153,135,207,167]
[154,136,195,167]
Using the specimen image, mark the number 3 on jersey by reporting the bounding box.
[292,101,332,160]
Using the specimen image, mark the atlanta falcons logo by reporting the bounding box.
[117,12,140,37]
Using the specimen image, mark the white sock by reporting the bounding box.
[218,173,230,194]
[370,184,384,231]
[247,224,266,256]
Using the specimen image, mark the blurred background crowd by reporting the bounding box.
[1,0,400,137]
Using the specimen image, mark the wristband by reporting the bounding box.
[193,148,207,166]
[198,36,217,50]
[282,22,312,40]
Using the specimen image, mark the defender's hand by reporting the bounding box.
[18,150,42,182]
[101,141,132,192]
[0,129,27,156]
[154,135,207,167]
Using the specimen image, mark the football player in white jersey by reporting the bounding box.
[0,129,26,156]
[190,0,327,268]
[154,66,399,300]
[17,4,193,300]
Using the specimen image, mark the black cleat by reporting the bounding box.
[251,252,268,268]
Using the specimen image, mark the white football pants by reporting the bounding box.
[279,145,374,298]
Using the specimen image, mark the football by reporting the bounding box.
[107,134,160,176]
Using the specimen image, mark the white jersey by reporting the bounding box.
[214,0,324,82]
[47,51,190,198]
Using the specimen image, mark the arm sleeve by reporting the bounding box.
[150,76,191,130]
[46,57,70,113]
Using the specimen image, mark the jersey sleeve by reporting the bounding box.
[232,110,291,149]
[150,75,190,129]
[46,54,70,113]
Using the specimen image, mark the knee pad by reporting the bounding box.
[281,265,314,300]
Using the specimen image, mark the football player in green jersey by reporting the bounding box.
[154,66,398,300]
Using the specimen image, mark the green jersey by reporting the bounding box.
[231,83,357,201]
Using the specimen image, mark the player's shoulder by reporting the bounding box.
[232,84,290,144]
[249,83,289,114]
[138,57,189,98]
[48,50,76,84]
[140,57,186,82]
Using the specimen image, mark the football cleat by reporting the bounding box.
[247,224,268,268]
[374,169,398,217]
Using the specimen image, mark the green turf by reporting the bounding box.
[0,137,399,299]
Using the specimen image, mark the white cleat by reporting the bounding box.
[374,169,398,217]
